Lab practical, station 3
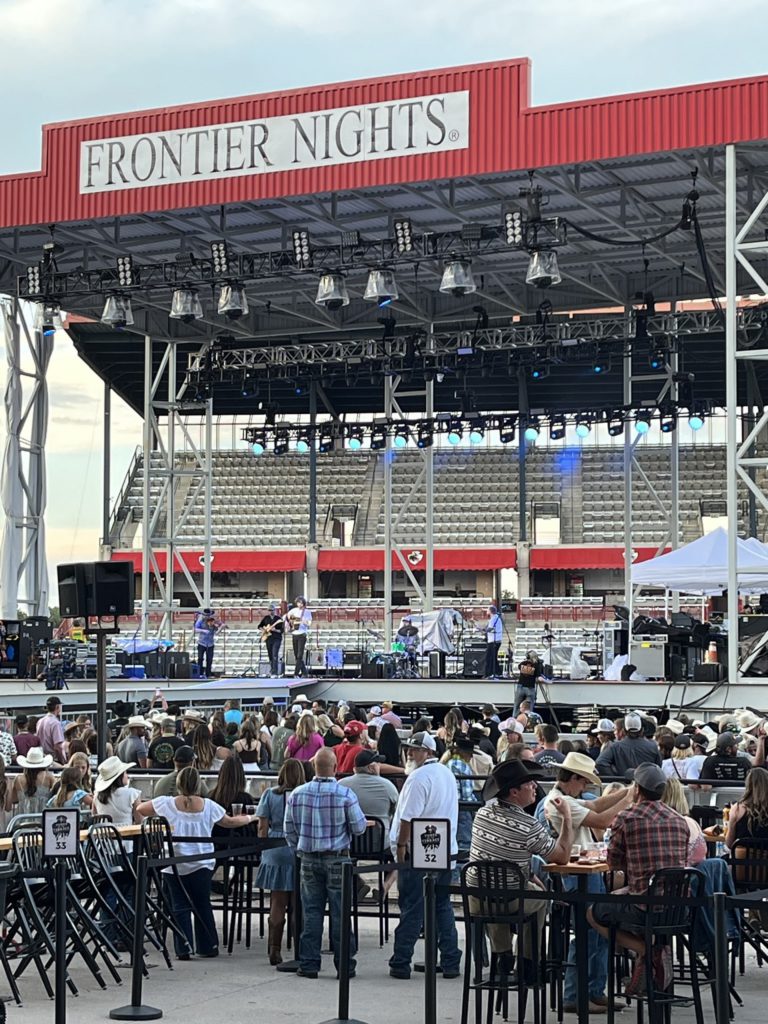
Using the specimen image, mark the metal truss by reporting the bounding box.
[0,299,52,617]
[140,336,213,638]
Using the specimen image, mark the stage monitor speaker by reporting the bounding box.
[362,660,385,679]
[57,563,88,617]
[57,561,134,617]
[166,652,191,679]
[463,650,483,678]
[429,651,446,678]
[693,662,725,683]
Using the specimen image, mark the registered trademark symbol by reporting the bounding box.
[449,129,460,142]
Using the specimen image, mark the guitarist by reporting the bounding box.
[285,596,312,677]
[257,604,284,677]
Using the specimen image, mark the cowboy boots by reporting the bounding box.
[268,921,284,965]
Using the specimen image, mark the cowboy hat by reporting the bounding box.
[94,756,135,794]
[127,716,148,730]
[665,719,685,735]
[17,747,53,770]
[560,751,602,787]
[482,759,546,801]
[182,708,206,722]
[738,710,764,734]
[294,693,310,704]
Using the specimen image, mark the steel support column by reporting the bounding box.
[101,382,111,558]
[725,144,740,685]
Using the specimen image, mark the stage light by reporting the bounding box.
[393,424,409,449]
[370,424,388,450]
[524,417,540,442]
[101,293,134,328]
[592,351,609,375]
[26,264,41,295]
[648,339,667,370]
[393,218,413,253]
[240,374,257,398]
[346,425,364,451]
[575,415,591,439]
[170,288,204,323]
[319,428,335,453]
[688,405,706,431]
[503,208,524,246]
[468,418,485,445]
[525,250,561,288]
[446,419,462,445]
[635,410,652,434]
[274,430,290,456]
[217,283,249,319]
[607,410,625,437]
[295,429,312,454]
[364,268,399,307]
[250,430,267,455]
[499,415,516,443]
[292,229,312,269]
[211,240,230,275]
[550,415,566,440]
[116,255,134,287]
[316,272,350,311]
[530,358,548,380]
[34,301,63,336]
[439,259,477,297]
[660,407,677,433]
[416,422,434,449]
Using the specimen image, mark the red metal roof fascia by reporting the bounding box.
[4,61,768,228]
[317,547,516,571]
[110,549,306,573]
[435,547,517,570]
[530,546,665,570]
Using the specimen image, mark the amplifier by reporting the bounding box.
[693,662,725,683]
[429,651,446,678]
[165,651,191,679]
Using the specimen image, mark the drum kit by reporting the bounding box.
[364,628,421,678]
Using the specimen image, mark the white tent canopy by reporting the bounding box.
[630,527,768,595]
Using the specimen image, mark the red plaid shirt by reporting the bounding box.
[607,798,689,894]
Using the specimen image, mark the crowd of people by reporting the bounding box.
[1,691,766,1005]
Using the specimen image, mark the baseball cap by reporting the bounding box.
[633,763,667,797]
[369,705,383,716]
[624,711,643,733]
[343,720,367,737]
[499,717,524,735]
[174,745,195,765]
[590,718,615,735]
[354,749,386,768]
[402,731,437,752]
[716,731,737,752]
[674,734,692,750]
[291,703,303,714]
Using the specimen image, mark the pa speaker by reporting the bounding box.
[57,561,134,617]
[57,563,88,618]
[463,651,483,677]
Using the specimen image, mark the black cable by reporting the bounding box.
[692,206,724,324]
[565,217,684,248]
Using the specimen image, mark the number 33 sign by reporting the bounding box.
[410,818,451,872]
[43,808,80,858]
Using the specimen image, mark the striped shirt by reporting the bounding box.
[469,801,556,880]
[284,777,367,853]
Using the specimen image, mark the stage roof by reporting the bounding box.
[2,59,768,416]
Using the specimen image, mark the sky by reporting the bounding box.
[0,0,766,607]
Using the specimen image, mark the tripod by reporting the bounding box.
[241,632,260,677]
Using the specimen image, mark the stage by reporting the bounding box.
[0,674,763,716]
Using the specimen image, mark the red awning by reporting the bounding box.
[317,547,516,572]
[530,546,664,571]
[111,550,306,573]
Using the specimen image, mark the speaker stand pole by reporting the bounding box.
[86,617,121,765]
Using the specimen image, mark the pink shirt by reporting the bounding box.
[286,732,324,762]
[37,714,65,758]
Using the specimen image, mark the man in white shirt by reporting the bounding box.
[484,604,503,679]
[388,731,461,980]
[285,597,312,677]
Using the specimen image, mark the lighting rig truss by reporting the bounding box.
[240,400,711,453]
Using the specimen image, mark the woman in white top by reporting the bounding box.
[93,756,144,825]
[136,766,255,959]
[661,734,694,781]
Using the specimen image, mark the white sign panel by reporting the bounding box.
[80,90,470,194]
[410,817,451,872]
[43,808,80,858]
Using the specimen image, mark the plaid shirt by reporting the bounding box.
[284,777,367,853]
[607,798,689,894]
[446,756,477,803]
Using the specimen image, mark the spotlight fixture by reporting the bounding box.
[116,255,134,287]
[575,414,592,439]
[523,417,541,442]
[25,264,41,295]
[295,429,312,454]
[498,415,516,443]
[211,240,231,275]
[688,404,706,431]
[170,288,204,323]
[274,430,290,456]
[250,430,267,456]
[34,301,63,336]
[660,406,677,433]
[446,419,463,445]
[549,415,566,441]
[591,351,609,375]
[319,427,335,453]
[530,357,549,380]
[416,422,434,449]
[648,339,667,370]
[240,374,257,398]
[468,417,485,445]
[346,425,364,451]
[607,410,625,437]
[393,218,413,253]
[635,410,652,435]
[218,283,249,320]
[315,272,350,311]
[291,229,312,269]
[393,424,409,449]
[503,207,524,246]
[370,424,388,450]
[525,250,562,288]
[101,293,134,328]
[439,259,476,297]
[364,268,399,307]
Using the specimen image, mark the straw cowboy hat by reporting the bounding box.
[738,710,764,735]
[126,716,148,730]
[560,751,602,788]
[182,708,207,723]
[94,756,135,795]
[665,719,685,735]
[17,748,53,770]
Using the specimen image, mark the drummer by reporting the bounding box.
[396,615,419,647]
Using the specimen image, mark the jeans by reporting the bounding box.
[389,865,461,976]
[299,853,356,974]
[562,872,608,1003]
[197,643,214,676]
[513,683,536,716]
[485,641,501,677]
[164,868,218,956]
[292,633,308,675]
[266,634,282,676]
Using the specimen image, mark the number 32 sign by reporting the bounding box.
[410,818,451,872]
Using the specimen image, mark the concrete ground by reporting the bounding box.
[5,914,766,1024]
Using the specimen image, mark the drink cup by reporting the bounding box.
[232,803,243,816]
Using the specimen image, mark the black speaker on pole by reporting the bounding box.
[57,561,134,617]
[57,563,88,617]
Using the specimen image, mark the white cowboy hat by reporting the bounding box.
[560,751,602,788]
[127,715,148,730]
[665,719,685,735]
[17,747,53,770]
[182,708,206,722]
[738,710,763,734]
[94,756,135,794]
[294,693,310,703]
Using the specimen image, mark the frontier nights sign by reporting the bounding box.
[80,91,470,194]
